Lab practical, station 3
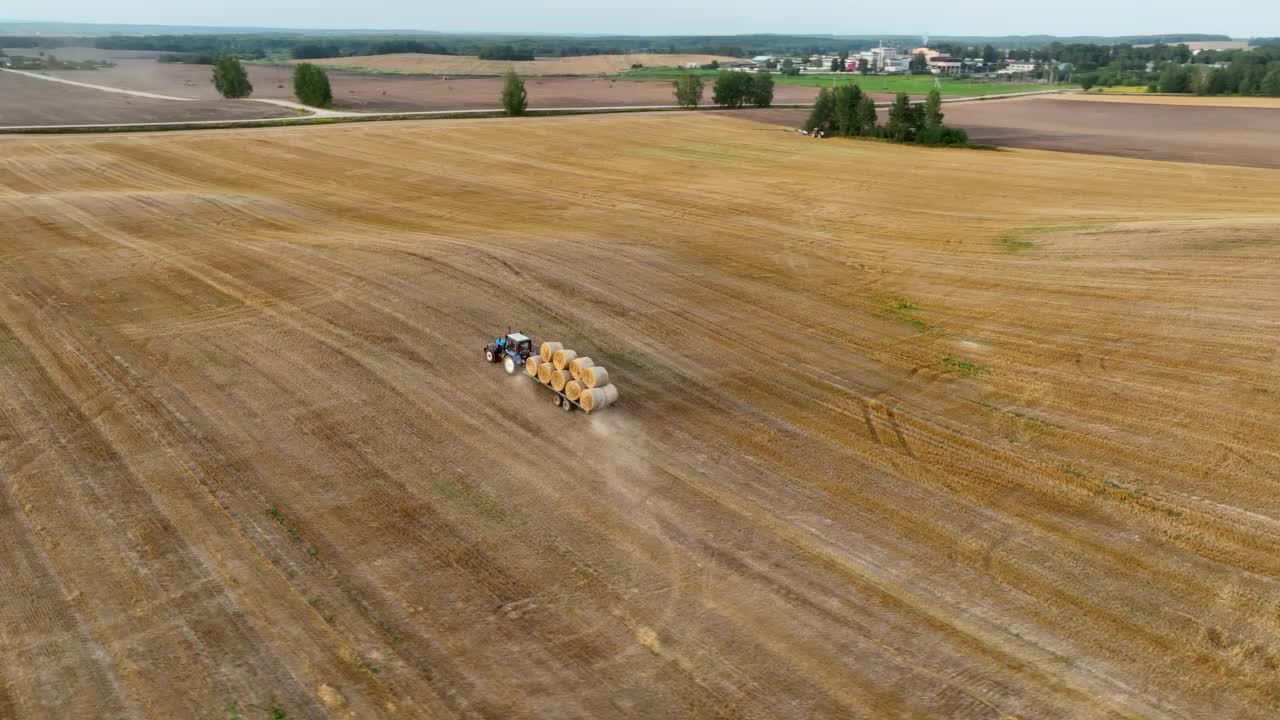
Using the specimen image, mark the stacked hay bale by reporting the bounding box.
[535,341,619,412]
[580,384,620,412]
[525,355,544,377]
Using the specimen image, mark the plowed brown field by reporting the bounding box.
[2,114,1279,719]
[298,52,743,76]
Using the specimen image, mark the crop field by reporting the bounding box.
[2,114,1280,719]
[298,53,744,76]
[34,56,822,113]
[733,95,1280,169]
[0,70,296,127]
[940,97,1280,167]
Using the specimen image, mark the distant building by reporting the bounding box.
[856,45,902,73]
[928,56,964,75]
[1005,61,1037,73]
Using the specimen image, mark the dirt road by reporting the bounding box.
[2,114,1279,718]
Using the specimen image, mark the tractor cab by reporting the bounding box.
[484,331,535,374]
[505,333,533,358]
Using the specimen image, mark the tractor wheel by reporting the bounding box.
[485,349,496,363]
[503,356,517,375]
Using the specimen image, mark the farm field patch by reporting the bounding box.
[0,69,295,127]
[732,95,1280,168]
[298,52,744,76]
[1067,92,1280,108]
[35,58,822,112]
[1,114,1279,718]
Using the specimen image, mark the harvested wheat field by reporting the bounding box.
[2,114,1279,719]
[297,52,742,76]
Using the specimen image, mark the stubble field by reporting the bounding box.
[2,114,1279,719]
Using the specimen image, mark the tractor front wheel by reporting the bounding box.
[485,348,496,363]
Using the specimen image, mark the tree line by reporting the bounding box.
[1076,45,1280,95]
[805,87,970,146]
[671,71,775,109]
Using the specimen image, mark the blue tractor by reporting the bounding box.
[483,331,534,375]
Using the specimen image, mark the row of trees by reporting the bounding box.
[292,39,452,60]
[211,56,333,107]
[478,44,536,61]
[806,88,969,146]
[1074,45,1280,95]
[1153,62,1280,95]
[671,70,775,109]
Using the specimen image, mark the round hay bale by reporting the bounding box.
[581,384,620,412]
[537,362,556,385]
[569,357,594,380]
[552,348,578,370]
[551,369,572,392]
[583,366,610,389]
[539,341,563,363]
[525,355,543,377]
[565,380,583,402]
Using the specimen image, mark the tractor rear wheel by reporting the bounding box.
[503,356,517,375]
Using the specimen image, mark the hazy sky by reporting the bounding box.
[6,1,1273,37]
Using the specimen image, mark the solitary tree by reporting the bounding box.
[293,63,332,107]
[673,72,705,108]
[750,70,775,108]
[830,57,841,72]
[212,55,253,99]
[502,70,528,116]
[910,52,930,75]
[924,88,944,130]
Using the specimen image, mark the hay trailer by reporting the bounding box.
[483,333,620,414]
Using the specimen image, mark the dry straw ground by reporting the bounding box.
[298,53,743,76]
[2,114,1279,718]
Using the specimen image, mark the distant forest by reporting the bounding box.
[0,29,1247,61]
